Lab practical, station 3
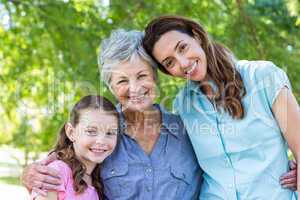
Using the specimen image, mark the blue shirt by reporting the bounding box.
[173,60,298,200]
[101,104,202,200]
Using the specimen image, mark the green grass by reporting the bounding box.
[0,176,21,185]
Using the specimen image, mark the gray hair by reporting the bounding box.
[98,29,158,88]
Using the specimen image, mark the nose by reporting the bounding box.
[177,56,190,70]
[128,79,140,94]
[95,136,107,145]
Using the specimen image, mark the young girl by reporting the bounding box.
[143,16,300,199]
[31,95,118,200]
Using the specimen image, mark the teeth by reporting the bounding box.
[90,149,106,153]
[129,91,148,101]
[185,61,197,75]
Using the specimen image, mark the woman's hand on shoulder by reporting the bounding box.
[21,152,61,196]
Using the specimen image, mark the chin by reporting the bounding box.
[126,101,153,112]
[88,156,106,164]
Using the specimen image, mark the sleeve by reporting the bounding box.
[256,62,292,107]
[30,160,69,200]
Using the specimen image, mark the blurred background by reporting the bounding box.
[0,0,299,199]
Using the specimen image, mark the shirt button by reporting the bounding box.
[111,169,115,175]
[146,168,152,173]
[146,186,152,192]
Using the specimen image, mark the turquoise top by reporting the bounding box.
[173,60,298,199]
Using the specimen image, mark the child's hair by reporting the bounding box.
[52,95,118,198]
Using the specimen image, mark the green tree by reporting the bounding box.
[0,0,299,153]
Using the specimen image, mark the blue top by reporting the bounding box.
[101,104,202,200]
[173,60,298,200]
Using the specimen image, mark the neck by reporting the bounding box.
[123,105,160,126]
[122,105,161,138]
[85,162,96,175]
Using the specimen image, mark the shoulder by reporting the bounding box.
[173,82,193,114]
[160,105,185,126]
[48,160,72,180]
[159,105,187,137]
[48,160,71,171]
[236,60,284,81]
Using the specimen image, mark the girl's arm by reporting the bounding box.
[35,191,57,200]
[272,87,300,192]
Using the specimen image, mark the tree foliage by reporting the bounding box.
[0,0,299,152]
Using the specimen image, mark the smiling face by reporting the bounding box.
[66,108,118,168]
[110,56,156,112]
[152,30,207,81]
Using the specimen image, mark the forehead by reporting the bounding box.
[78,109,117,126]
[111,56,153,78]
[153,30,192,61]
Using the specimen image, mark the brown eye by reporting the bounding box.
[165,59,174,68]
[179,43,187,53]
[106,131,117,136]
[86,130,97,136]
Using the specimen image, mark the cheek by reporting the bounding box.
[76,136,94,148]
[110,138,117,149]
[105,137,117,151]
[143,80,157,97]
[167,67,183,77]
[145,81,156,91]
[113,86,127,99]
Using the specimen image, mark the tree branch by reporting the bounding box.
[236,0,266,58]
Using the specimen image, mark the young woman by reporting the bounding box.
[31,95,118,200]
[143,15,300,199]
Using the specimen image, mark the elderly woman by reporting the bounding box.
[21,29,202,199]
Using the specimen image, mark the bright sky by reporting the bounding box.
[0,3,10,30]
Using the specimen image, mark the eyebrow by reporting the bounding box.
[174,40,183,51]
[86,126,97,129]
[161,40,183,64]
[137,70,148,75]
[114,75,127,80]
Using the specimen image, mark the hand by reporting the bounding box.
[280,160,297,191]
[21,153,61,196]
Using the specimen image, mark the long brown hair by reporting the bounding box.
[143,15,246,119]
[52,95,118,198]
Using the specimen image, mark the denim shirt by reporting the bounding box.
[173,60,298,200]
[101,104,202,200]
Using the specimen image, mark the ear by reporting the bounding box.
[65,122,76,142]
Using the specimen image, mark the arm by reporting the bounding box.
[272,87,300,192]
[35,191,57,200]
[21,153,61,195]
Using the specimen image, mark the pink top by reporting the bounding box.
[31,160,99,200]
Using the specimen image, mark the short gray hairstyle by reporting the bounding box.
[98,29,158,88]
